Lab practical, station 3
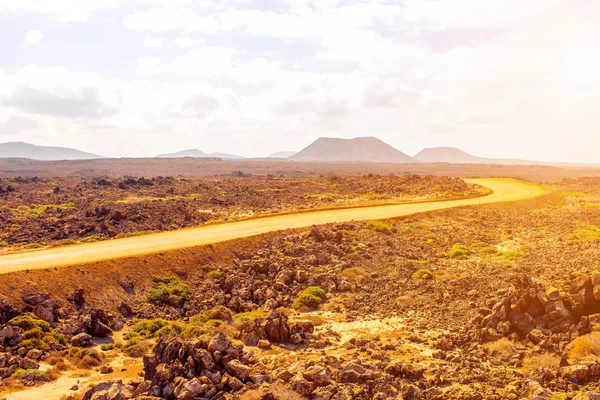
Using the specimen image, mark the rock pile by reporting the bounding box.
[475,274,584,349]
[136,332,258,399]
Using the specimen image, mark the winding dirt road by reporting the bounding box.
[0,178,546,274]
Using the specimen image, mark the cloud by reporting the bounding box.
[3,85,117,118]
[3,0,600,161]
[23,30,44,46]
[123,7,219,33]
[180,94,219,118]
[0,114,39,135]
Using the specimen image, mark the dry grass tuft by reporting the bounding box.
[484,338,518,361]
[569,332,600,361]
[523,353,560,371]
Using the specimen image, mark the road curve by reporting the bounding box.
[0,178,546,274]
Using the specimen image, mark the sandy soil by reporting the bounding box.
[3,354,142,400]
[0,178,547,274]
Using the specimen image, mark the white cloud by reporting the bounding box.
[23,30,44,46]
[123,7,219,33]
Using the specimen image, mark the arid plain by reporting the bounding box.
[2,159,600,400]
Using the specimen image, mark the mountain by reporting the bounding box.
[156,149,207,158]
[0,142,103,160]
[268,151,296,159]
[413,147,489,164]
[156,149,244,160]
[288,137,415,163]
[412,147,563,166]
[208,152,245,160]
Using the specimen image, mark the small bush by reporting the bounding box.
[411,269,433,280]
[366,220,391,234]
[523,353,559,371]
[206,270,222,280]
[449,244,471,259]
[20,338,50,351]
[67,348,102,369]
[10,316,52,332]
[0,241,8,247]
[484,338,517,361]
[339,267,368,283]
[133,319,169,337]
[23,327,44,339]
[569,332,600,361]
[233,310,267,323]
[569,226,600,242]
[155,322,186,339]
[147,277,190,304]
[13,368,47,379]
[180,325,210,338]
[122,340,150,358]
[100,344,114,351]
[190,306,233,325]
[122,332,139,340]
[293,286,326,311]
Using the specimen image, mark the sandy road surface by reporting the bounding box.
[0,178,546,274]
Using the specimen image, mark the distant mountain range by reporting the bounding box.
[289,137,414,163]
[155,149,244,160]
[0,140,596,166]
[0,142,103,161]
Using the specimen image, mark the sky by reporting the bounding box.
[0,0,599,161]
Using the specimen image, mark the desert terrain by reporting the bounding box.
[2,164,600,399]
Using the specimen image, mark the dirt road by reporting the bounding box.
[0,178,546,274]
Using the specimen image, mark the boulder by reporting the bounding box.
[225,360,250,382]
[71,333,93,347]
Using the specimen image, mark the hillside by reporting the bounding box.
[208,152,245,160]
[413,147,489,164]
[289,137,415,163]
[268,151,297,158]
[0,141,103,160]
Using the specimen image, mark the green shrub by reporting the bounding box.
[122,340,150,358]
[147,277,190,304]
[123,332,140,340]
[23,327,43,339]
[569,226,600,242]
[233,310,267,323]
[155,322,186,339]
[411,269,433,280]
[133,319,169,337]
[180,325,210,338]
[10,316,51,332]
[366,220,391,234]
[20,338,50,352]
[449,244,471,259]
[190,306,233,325]
[0,241,8,247]
[206,270,222,280]
[100,344,114,351]
[13,369,46,379]
[293,286,326,310]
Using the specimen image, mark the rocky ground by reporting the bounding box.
[3,177,600,398]
[0,174,480,249]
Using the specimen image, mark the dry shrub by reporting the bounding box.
[339,267,368,283]
[523,353,560,371]
[46,355,68,371]
[569,332,600,361]
[484,338,518,361]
